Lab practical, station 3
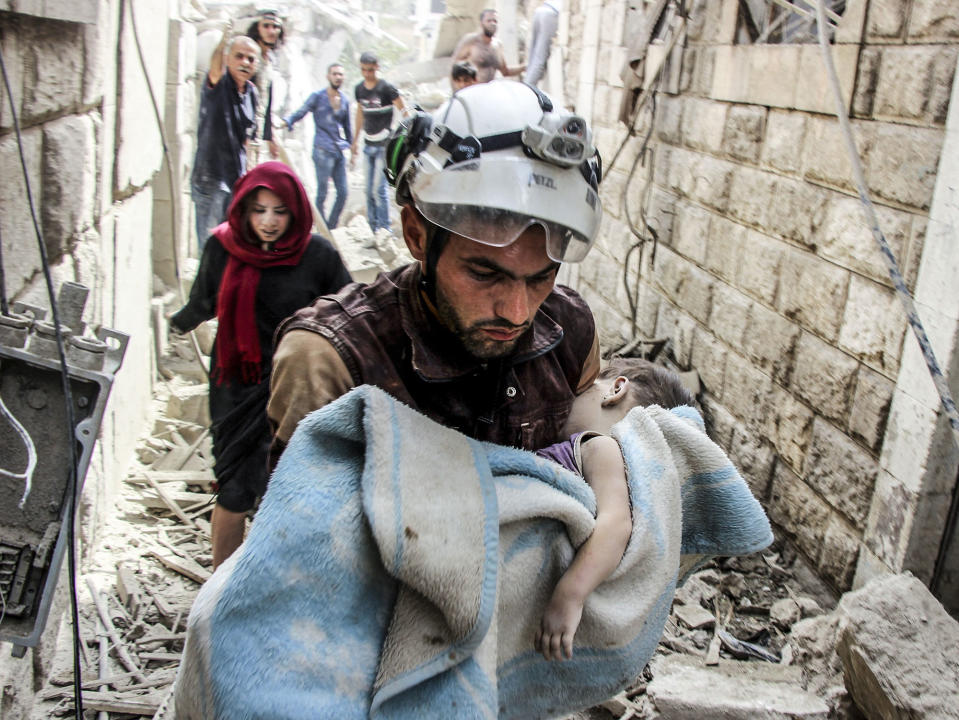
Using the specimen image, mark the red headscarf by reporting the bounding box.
[211,161,314,385]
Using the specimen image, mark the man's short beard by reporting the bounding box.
[434,283,526,360]
[483,27,495,37]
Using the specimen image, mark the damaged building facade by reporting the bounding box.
[562,0,959,612]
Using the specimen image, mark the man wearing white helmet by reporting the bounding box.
[267,82,604,459]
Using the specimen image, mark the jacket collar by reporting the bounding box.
[395,264,565,381]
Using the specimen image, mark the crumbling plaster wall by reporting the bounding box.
[0,0,174,702]
[563,0,959,601]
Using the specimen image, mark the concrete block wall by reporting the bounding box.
[564,0,959,598]
[1,0,172,701]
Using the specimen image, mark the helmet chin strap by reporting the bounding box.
[419,222,450,304]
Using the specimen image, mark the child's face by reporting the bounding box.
[562,376,636,436]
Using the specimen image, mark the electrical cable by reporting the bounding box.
[0,41,84,720]
[813,0,959,592]
[0,223,8,316]
[0,391,38,507]
[127,0,209,380]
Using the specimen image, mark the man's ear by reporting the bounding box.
[401,205,427,265]
[601,376,630,407]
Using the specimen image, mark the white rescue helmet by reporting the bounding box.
[386,82,603,263]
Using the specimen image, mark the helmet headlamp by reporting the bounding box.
[521,111,593,168]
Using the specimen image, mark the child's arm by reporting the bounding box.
[535,435,633,661]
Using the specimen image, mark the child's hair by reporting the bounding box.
[451,61,478,83]
[600,357,695,409]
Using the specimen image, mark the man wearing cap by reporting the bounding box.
[268,82,603,462]
[350,51,406,234]
[245,9,285,164]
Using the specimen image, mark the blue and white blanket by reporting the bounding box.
[174,385,772,719]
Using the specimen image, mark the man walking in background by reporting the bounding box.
[351,51,406,234]
[284,64,353,229]
[524,0,562,88]
[452,9,525,83]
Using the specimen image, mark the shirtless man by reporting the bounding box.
[452,9,525,83]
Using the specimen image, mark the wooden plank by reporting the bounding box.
[141,475,202,528]
[139,651,182,662]
[149,551,211,584]
[85,578,148,683]
[131,490,215,512]
[73,691,160,715]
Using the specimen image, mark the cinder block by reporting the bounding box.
[0,128,43,292]
[708,282,751,348]
[865,123,944,211]
[736,230,788,306]
[815,194,913,286]
[704,215,745,285]
[908,0,959,41]
[803,417,878,526]
[768,463,832,579]
[727,165,774,228]
[763,384,814,473]
[873,46,957,124]
[42,113,97,245]
[790,332,858,422]
[863,469,917,569]
[20,17,84,121]
[743,302,800,386]
[848,365,895,452]
[865,0,907,39]
[722,349,772,430]
[838,276,908,375]
[761,109,807,175]
[690,326,727,399]
[722,104,766,163]
[680,97,727,154]
[818,516,860,590]
[777,248,849,341]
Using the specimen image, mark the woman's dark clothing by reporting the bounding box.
[170,233,352,511]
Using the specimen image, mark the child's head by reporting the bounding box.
[451,61,478,90]
[562,357,695,435]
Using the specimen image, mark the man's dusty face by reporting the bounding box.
[257,18,282,48]
[227,38,260,87]
[432,228,559,360]
[327,65,345,89]
[480,11,498,38]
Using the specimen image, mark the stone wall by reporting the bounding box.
[0,0,174,706]
[564,0,959,602]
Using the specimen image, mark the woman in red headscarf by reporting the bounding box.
[170,162,352,567]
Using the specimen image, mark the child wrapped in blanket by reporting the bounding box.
[534,357,696,661]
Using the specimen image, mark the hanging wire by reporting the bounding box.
[0,37,84,720]
[0,223,9,316]
[813,0,959,592]
[0,391,38,507]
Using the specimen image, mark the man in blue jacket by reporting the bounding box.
[284,64,353,229]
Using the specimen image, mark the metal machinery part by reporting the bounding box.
[0,282,129,657]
